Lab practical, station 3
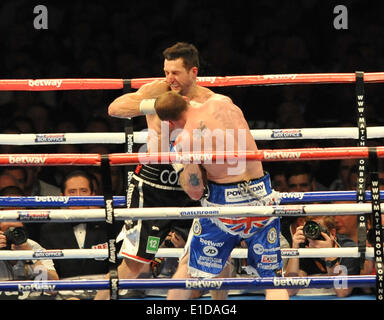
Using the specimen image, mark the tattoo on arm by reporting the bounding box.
[189,174,201,187]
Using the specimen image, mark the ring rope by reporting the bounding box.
[0,190,382,207]
[1,127,384,145]
[0,203,382,222]
[1,146,383,166]
[0,275,375,292]
[0,72,381,298]
[2,72,384,91]
[0,247,374,261]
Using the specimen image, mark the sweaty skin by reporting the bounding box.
[174,94,264,184]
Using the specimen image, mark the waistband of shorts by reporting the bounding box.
[205,172,272,205]
[132,173,183,191]
[133,164,182,189]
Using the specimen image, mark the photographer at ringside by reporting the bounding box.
[0,186,59,283]
[284,215,360,298]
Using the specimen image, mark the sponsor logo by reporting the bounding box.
[105,199,114,224]
[110,278,119,299]
[197,76,217,84]
[34,134,66,143]
[108,239,117,263]
[259,263,280,270]
[18,210,50,221]
[224,183,265,202]
[180,209,219,216]
[33,250,64,258]
[199,238,224,248]
[261,254,278,263]
[264,151,302,160]
[185,280,223,289]
[175,153,213,163]
[34,196,70,204]
[160,170,179,185]
[273,205,305,216]
[273,277,311,288]
[279,192,304,200]
[263,74,297,80]
[282,249,299,256]
[126,183,135,208]
[92,242,108,250]
[203,246,219,257]
[253,243,264,255]
[18,283,56,292]
[28,79,63,88]
[193,221,201,235]
[267,227,277,244]
[126,134,134,153]
[9,156,47,164]
[271,129,302,138]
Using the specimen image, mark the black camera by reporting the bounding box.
[3,227,28,250]
[303,221,329,241]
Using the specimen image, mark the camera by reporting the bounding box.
[303,221,329,241]
[3,227,28,250]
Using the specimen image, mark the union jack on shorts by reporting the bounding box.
[218,216,271,235]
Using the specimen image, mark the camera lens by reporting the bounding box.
[303,221,322,240]
[4,227,28,246]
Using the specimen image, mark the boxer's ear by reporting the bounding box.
[190,66,198,77]
[168,120,175,129]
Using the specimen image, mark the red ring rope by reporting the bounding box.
[0,147,382,166]
[1,72,384,91]
[109,147,384,165]
[0,154,100,166]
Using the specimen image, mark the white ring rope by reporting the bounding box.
[0,203,381,222]
[0,247,374,260]
[1,127,384,145]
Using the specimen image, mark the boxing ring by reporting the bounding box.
[0,72,383,301]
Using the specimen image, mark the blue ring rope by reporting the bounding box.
[0,191,381,207]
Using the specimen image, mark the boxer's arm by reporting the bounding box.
[108,80,169,119]
[179,164,205,200]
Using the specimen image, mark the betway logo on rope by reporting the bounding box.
[9,156,47,164]
[175,153,213,163]
[18,283,56,292]
[273,278,311,288]
[279,192,305,200]
[35,196,70,204]
[197,76,217,84]
[28,79,63,88]
[264,151,302,160]
[263,74,297,80]
[186,280,223,289]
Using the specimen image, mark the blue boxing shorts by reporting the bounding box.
[186,173,282,278]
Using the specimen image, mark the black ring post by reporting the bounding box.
[101,154,119,300]
[355,71,368,270]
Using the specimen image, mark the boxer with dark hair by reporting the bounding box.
[95,42,228,300]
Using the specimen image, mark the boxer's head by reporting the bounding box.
[163,42,199,95]
[163,42,199,70]
[155,91,188,127]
